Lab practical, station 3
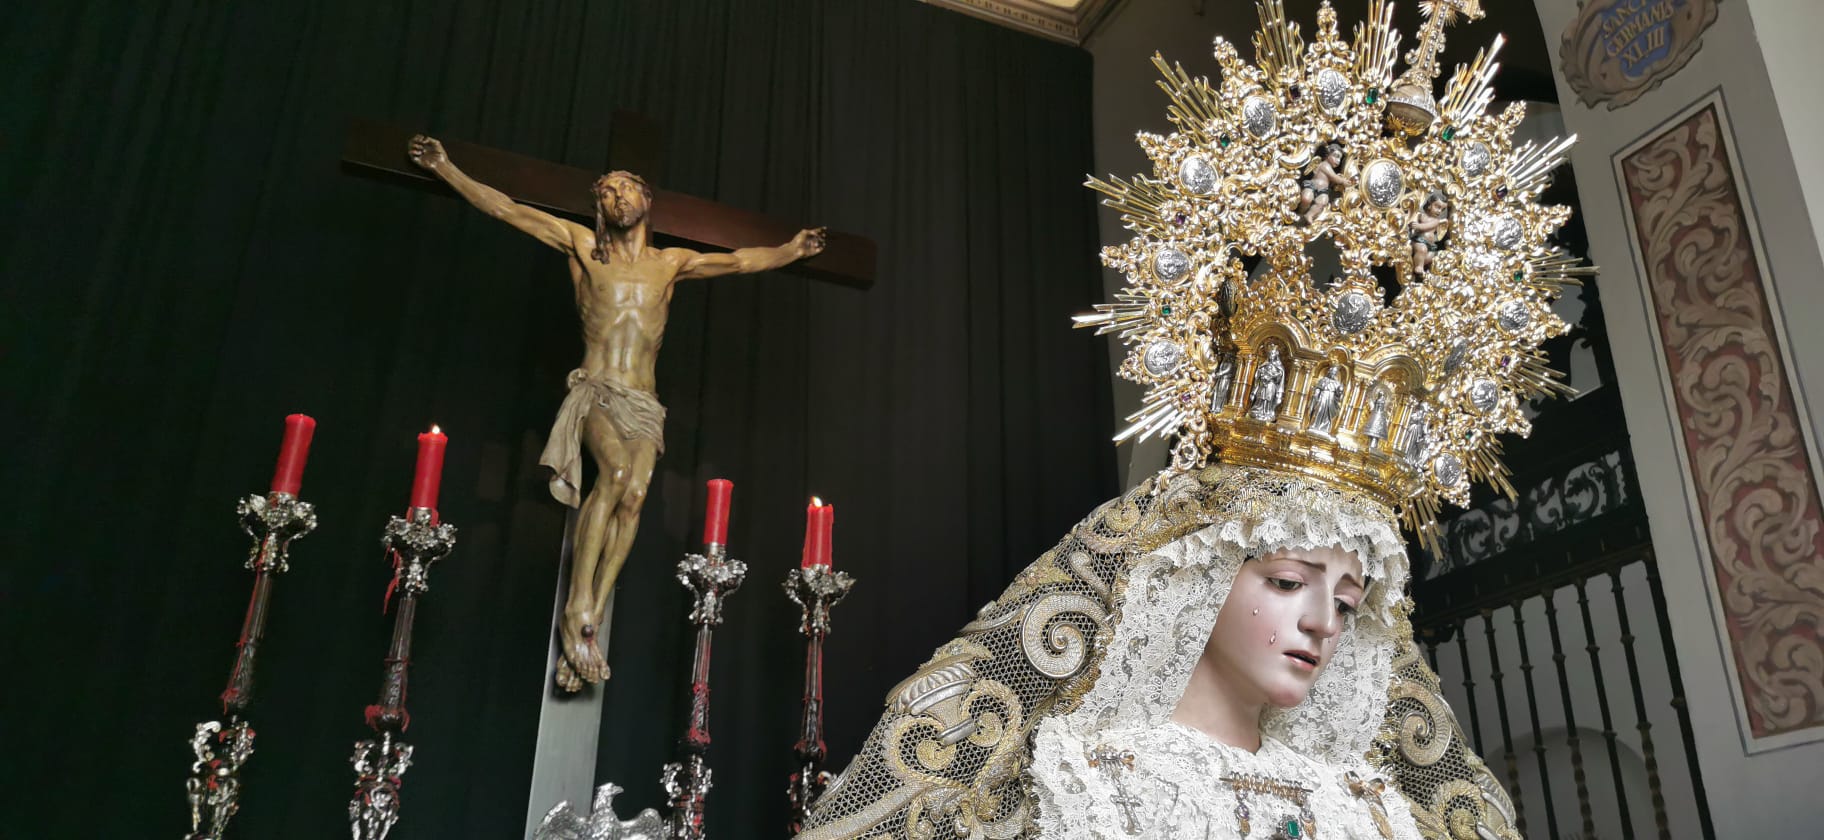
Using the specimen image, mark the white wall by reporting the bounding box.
[1746,0,1824,261]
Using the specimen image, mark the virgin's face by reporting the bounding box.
[1205,545,1365,709]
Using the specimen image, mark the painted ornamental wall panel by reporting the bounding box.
[1615,97,1824,742]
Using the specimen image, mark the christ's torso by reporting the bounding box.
[569,249,676,391]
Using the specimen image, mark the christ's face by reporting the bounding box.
[597,175,650,226]
[1204,545,1365,709]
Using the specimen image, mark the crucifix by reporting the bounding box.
[341,117,876,838]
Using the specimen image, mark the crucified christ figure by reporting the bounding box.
[410,135,825,692]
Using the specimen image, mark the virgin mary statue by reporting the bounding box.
[796,467,1516,839]
[798,1,1577,837]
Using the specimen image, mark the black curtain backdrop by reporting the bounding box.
[1,0,1116,836]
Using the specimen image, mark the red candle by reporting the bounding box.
[819,502,835,568]
[269,414,317,495]
[409,425,448,510]
[801,498,833,568]
[702,478,733,546]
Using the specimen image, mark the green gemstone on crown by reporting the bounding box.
[1286,819,1301,837]
[1365,88,1379,104]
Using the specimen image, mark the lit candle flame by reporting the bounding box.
[811,495,824,506]
[431,424,442,434]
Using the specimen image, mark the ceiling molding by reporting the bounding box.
[920,0,1126,46]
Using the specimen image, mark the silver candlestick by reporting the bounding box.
[533,539,744,840]
[185,491,317,840]
[348,506,455,840]
[783,564,854,834]
[662,542,746,840]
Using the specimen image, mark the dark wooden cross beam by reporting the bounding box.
[340,117,876,289]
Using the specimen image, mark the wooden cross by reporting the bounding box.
[340,117,876,289]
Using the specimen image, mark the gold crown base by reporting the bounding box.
[1174,336,1448,536]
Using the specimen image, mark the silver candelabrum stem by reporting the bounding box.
[676,544,746,628]
[662,754,715,840]
[783,564,855,637]
[348,506,455,840]
[236,491,320,573]
[184,719,256,840]
[379,506,456,599]
[667,544,745,840]
[348,731,413,840]
[783,564,855,834]
[185,491,316,840]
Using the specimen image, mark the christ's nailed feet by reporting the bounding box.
[555,656,610,693]
[556,610,609,692]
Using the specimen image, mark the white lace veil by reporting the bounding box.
[1037,470,1411,768]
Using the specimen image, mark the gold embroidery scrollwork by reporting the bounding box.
[1387,677,1455,766]
[1430,779,1501,840]
[1471,755,1519,837]
[1373,630,1520,840]
[889,678,1027,838]
[1021,592,1110,679]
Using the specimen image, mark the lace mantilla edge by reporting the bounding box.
[795,465,1518,840]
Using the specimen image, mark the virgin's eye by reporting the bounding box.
[1268,578,1302,592]
[1335,599,1358,617]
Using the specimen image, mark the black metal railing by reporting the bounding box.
[1412,428,1715,840]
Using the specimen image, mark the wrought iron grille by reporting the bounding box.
[1411,412,1715,840]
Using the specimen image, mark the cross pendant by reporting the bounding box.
[1111,787,1144,836]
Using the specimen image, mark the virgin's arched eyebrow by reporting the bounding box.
[1289,557,1365,591]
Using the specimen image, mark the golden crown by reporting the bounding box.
[1077,0,1588,539]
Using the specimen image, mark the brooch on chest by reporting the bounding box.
[1087,745,1145,835]
[1344,770,1395,840]
[1220,773,1315,839]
